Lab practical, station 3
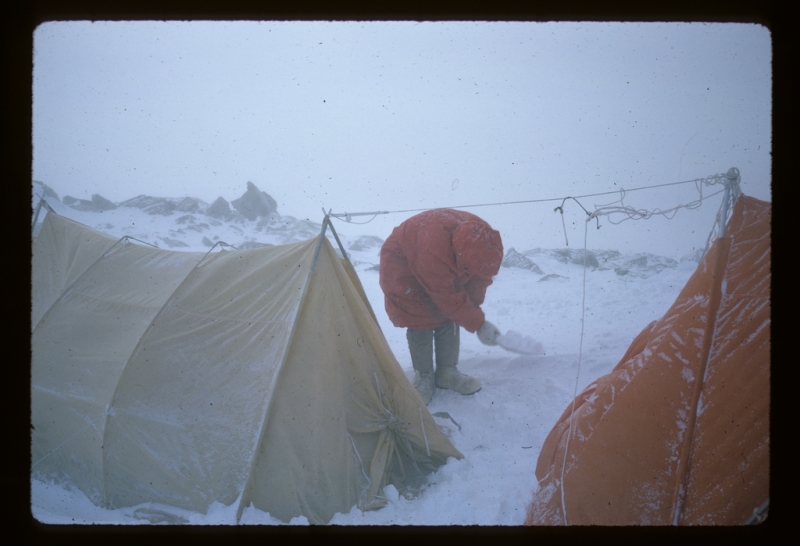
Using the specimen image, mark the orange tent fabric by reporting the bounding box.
[526,195,770,525]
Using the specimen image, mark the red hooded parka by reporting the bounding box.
[379,209,503,333]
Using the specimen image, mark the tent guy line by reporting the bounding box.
[588,169,738,226]
[550,169,748,526]
[327,168,736,262]
[326,171,732,222]
[560,219,593,525]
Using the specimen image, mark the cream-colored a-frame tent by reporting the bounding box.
[32,212,462,524]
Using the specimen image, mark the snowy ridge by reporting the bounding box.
[33,181,700,276]
[33,180,322,249]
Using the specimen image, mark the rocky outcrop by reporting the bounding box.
[614,253,678,278]
[175,197,207,214]
[502,248,544,274]
[206,197,234,219]
[159,237,189,248]
[547,248,600,269]
[117,195,208,216]
[119,195,177,215]
[231,181,278,221]
[64,194,118,212]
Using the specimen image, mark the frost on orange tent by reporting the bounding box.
[526,195,770,526]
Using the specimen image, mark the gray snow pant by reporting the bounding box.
[406,321,460,374]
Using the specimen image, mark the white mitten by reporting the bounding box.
[477,320,501,346]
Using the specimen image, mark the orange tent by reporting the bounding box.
[526,195,770,525]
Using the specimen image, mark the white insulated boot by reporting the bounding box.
[432,322,480,395]
[435,366,482,395]
[413,370,435,405]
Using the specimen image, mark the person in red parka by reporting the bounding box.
[379,208,504,404]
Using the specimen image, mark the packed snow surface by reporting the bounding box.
[31,182,702,525]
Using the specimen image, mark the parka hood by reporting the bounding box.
[452,221,503,279]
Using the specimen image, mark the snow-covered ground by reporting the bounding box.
[30,181,702,525]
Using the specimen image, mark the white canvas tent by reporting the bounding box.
[31,211,462,524]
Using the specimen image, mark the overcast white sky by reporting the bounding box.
[32,21,771,258]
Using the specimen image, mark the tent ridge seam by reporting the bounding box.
[669,221,734,525]
[234,238,320,522]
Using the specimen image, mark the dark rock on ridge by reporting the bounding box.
[119,195,208,216]
[119,195,177,215]
[231,181,278,221]
[502,248,544,274]
[614,253,678,278]
[549,248,600,269]
[206,197,233,219]
[64,194,117,212]
[175,197,207,214]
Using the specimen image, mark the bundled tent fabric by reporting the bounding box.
[32,212,462,524]
[526,195,770,525]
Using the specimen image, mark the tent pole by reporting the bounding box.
[31,196,55,236]
[719,184,731,239]
[719,167,741,238]
[325,217,352,265]
[32,216,134,333]
[310,214,332,271]
[322,211,384,329]
[310,211,353,270]
[32,196,44,235]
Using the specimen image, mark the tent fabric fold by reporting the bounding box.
[525,195,770,526]
[32,212,462,524]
